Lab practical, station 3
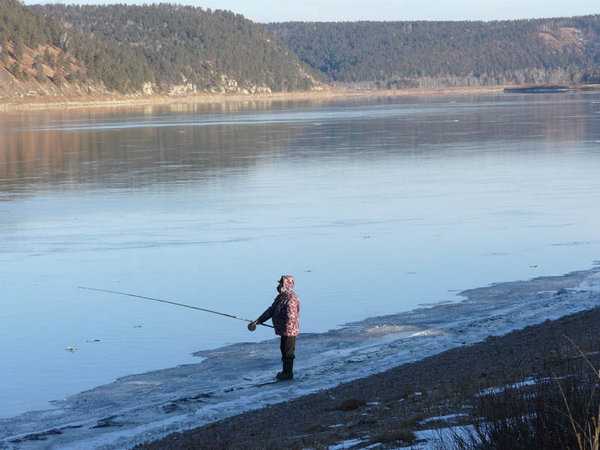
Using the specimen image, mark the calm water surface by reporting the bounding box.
[1,94,600,417]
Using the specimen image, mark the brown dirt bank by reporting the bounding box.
[0,86,505,113]
[137,306,600,450]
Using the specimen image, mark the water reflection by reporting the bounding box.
[0,94,597,199]
[0,117,302,196]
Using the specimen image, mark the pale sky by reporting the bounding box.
[25,0,599,23]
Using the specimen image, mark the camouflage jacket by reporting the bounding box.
[258,276,300,336]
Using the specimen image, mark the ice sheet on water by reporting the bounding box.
[551,240,594,247]
[578,271,600,293]
[1,267,599,450]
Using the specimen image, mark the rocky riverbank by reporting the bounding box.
[2,84,599,114]
[0,86,504,113]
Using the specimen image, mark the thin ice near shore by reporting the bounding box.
[1,268,600,450]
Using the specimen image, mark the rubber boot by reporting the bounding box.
[276,357,294,381]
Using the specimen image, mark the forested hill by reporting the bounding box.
[0,0,151,98]
[32,4,317,95]
[0,2,316,100]
[267,18,600,88]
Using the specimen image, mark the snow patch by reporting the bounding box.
[400,425,477,449]
[478,378,537,396]
[328,437,368,449]
[419,413,469,425]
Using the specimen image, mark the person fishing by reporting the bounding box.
[248,275,300,381]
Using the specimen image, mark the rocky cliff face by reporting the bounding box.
[0,41,299,101]
[0,42,110,100]
[162,74,275,97]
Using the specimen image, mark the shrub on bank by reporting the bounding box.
[449,366,600,450]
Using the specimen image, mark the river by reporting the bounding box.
[1,93,600,420]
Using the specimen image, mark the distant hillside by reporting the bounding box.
[267,17,600,88]
[33,4,318,95]
[3,3,600,101]
[0,0,152,98]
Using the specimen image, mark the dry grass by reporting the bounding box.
[448,343,600,450]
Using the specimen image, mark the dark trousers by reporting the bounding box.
[280,335,296,360]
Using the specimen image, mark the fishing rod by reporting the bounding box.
[78,286,274,328]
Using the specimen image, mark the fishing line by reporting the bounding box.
[78,286,274,328]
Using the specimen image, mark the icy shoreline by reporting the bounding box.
[2,267,600,449]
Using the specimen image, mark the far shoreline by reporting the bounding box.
[0,86,508,113]
[3,84,598,114]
